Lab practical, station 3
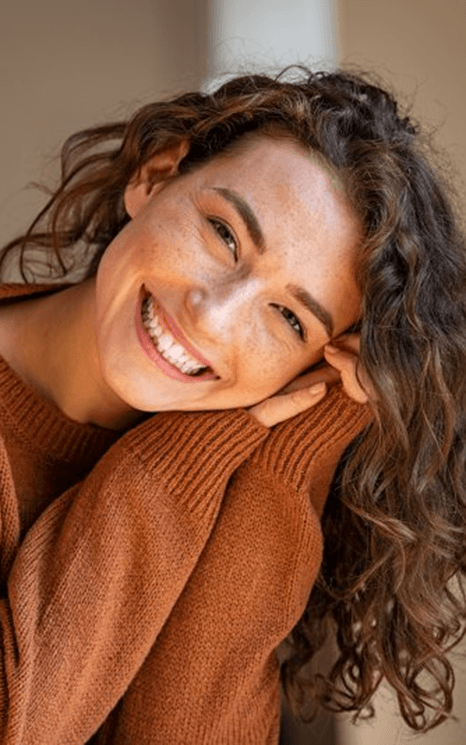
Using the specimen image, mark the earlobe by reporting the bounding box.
[124,138,190,218]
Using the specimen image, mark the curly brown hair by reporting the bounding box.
[2,65,466,734]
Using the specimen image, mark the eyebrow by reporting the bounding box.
[212,187,266,254]
[286,284,334,338]
[211,186,334,338]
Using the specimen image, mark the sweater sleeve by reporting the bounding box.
[246,382,373,517]
[83,386,373,744]
[0,408,268,745]
[236,383,372,618]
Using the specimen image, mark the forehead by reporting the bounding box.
[191,133,360,257]
[200,132,332,181]
[192,134,347,212]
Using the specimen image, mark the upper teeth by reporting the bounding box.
[142,295,207,375]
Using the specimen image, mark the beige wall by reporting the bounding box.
[337,0,466,199]
[337,4,466,743]
[0,0,208,275]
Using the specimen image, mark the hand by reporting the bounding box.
[323,333,372,404]
[248,371,329,428]
[248,333,371,428]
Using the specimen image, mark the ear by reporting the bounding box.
[124,139,190,218]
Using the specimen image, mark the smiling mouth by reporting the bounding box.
[140,288,215,378]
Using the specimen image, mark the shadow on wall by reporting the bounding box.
[276,635,339,745]
[280,696,337,744]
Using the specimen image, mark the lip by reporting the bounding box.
[135,286,217,383]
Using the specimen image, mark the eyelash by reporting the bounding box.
[273,305,305,340]
[208,217,238,260]
[208,216,305,341]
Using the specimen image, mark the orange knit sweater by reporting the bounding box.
[0,282,371,744]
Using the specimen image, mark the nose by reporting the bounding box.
[186,288,205,309]
[185,282,257,339]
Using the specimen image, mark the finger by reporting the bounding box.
[323,344,356,373]
[279,364,340,395]
[324,344,369,404]
[249,382,327,428]
[333,332,360,354]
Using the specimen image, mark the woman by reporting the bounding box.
[0,66,464,743]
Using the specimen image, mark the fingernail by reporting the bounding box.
[309,382,326,395]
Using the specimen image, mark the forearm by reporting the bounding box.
[0,409,268,744]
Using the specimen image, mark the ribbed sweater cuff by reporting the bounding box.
[122,409,270,506]
[246,385,372,515]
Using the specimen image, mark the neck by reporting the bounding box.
[4,279,144,431]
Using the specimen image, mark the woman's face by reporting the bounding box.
[94,133,362,414]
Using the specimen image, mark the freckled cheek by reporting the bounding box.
[237,330,291,393]
[142,220,207,276]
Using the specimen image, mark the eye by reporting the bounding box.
[274,304,306,340]
[208,218,238,260]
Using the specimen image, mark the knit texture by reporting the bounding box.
[0,282,372,744]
